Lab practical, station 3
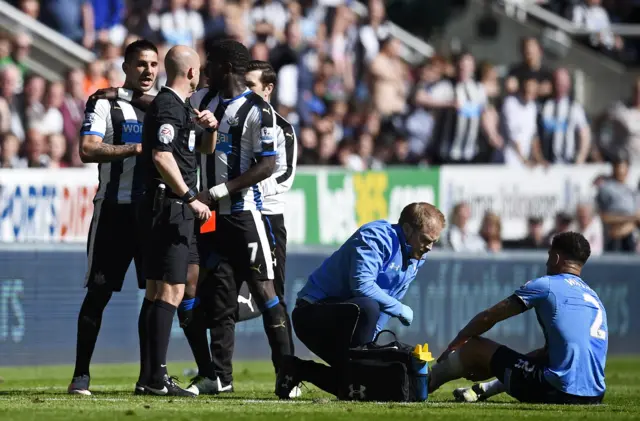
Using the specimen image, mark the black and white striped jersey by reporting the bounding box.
[538,96,589,163]
[80,98,146,204]
[189,87,277,214]
[260,111,297,215]
[430,78,487,163]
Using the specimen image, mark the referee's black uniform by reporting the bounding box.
[139,86,199,395]
[141,86,200,284]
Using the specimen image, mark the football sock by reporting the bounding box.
[137,298,153,385]
[182,305,215,378]
[429,351,464,392]
[73,289,113,378]
[297,358,338,396]
[261,297,293,373]
[479,378,505,398]
[149,300,177,385]
[277,293,296,356]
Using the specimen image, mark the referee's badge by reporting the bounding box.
[158,124,174,144]
[188,130,196,151]
[227,116,239,127]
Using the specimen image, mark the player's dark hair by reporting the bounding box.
[209,39,251,75]
[247,60,277,86]
[551,232,591,266]
[124,39,158,63]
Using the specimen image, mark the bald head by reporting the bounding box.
[165,45,200,78]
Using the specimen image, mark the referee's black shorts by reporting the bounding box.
[84,198,145,291]
[142,196,199,285]
[262,213,287,302]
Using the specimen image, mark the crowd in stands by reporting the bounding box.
[0,0,638,171]
[441,155,640,254]
[536,0,640,62]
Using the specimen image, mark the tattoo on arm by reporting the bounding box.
[80,139,140,163]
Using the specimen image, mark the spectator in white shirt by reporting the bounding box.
[576,202,604,255]
[497,77,539,167]
[445,202,486,252]
[148,0,204,48]
[572,0,623,52]
[33,81,64,136]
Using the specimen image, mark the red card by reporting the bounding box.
[200,211,216,233]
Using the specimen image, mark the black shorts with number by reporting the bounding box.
[85,199,145,291]
[142,196,199,285]
[200,210,274,283]
[490,346,604,404]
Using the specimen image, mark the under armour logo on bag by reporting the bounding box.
[348,384,366,400]
[237,293,255,313]
[388,262,401,271]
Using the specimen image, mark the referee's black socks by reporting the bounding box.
[148,299,177,385]
[261,297,293,373]
[73,288,113,378]
[137,298,153,385]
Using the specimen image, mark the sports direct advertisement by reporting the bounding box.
[0,165,638,243]
[0,168,98,242]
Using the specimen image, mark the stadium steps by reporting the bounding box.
[0,0,95,82]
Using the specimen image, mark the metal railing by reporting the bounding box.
[352,1,434,64]
[0,1,95,80]
[500,0,640,36]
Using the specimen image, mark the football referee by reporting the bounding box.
[68,39,159,396]
[138,45,216,397]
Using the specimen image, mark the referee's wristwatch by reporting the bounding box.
[181,189,197,204]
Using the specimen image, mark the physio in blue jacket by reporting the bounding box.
[275,202,445,399]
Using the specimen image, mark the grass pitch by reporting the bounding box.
[1,358,639,421]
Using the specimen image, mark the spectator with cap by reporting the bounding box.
[503,216,547,249]
[596,156,640,252]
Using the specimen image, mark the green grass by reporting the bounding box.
[1,358,639,421]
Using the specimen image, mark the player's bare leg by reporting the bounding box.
[429,337,502,393]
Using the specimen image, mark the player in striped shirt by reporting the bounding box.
[68,40,159,396]
[179,40,293,395]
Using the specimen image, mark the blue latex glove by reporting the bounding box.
[398,304,413,326]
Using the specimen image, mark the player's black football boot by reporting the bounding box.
[145,375,196,397]
[275,355,300,400]
[185,376,233,395]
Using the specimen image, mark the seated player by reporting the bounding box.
[430,232,607,405]
[274,202,446,399]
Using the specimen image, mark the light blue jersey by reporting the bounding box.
[297,220,426,337]
[515,273,608,397]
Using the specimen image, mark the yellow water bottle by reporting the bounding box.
[412,343,434,401]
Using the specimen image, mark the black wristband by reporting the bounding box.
[206,127,215,133]
[182,189,196,203]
